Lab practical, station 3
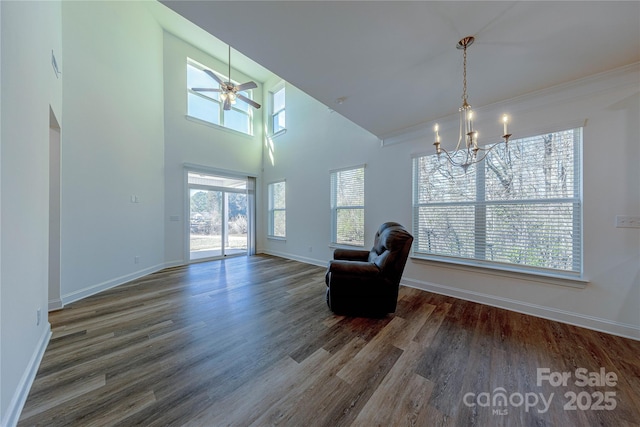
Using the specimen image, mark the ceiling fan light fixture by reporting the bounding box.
[191,45,261,111]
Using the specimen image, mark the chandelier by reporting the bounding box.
[433,36,512,171]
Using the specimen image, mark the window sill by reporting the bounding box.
[410,254,588,289]
[267,236,286,242]
[269,129,287,139]
[185,115,254,139]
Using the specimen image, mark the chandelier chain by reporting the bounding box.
[462,45,467,104]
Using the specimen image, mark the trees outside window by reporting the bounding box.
[412,128,582,276]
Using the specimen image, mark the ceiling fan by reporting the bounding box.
[191,46,261,111]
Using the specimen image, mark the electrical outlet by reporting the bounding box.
[37,308,41,326]
[615,215,640,228]
[134,256,140,264]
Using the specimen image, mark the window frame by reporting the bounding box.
[269,82,286,136]
[186,58,255,136]
[330,165,366,248]
[411,127,584,282]
[267,180,286,239]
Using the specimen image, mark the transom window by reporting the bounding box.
[270,84,286,135]
[186,58,254,135]
[331,166,365,247]
[412,127,582,277]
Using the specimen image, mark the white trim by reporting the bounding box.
[48,298,63,311]
[61,263,166,306]
[401,277,639,341]
[259,249,326,268]
[163,259,185,269]
[183,163,257,180]
[383,61,639,146]
[2,325,52,427]
[268,128,287,139]
[184,115,254,138]
[410,255,587,288]
[329,163,367,174]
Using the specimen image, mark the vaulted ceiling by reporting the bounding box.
[159,1,640,140]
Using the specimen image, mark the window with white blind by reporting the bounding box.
[268,181,286,238]
[331,166,365,247]
[412,127,582,277]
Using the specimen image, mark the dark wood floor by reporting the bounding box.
[19,255,640,426]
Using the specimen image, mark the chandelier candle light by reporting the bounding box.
[433,36,512,171]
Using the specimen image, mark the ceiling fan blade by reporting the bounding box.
[237,94,261,109]
[191,88,222,92]
[235,81,257,91]
[203,69,224,85]
[223,97,232,111]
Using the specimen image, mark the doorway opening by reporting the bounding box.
[187,171,254,261]
[49,107,62,310]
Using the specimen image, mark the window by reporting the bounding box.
[331,166,365,247]
[270,84,286,135]
[186,59,254,135]
[412,127,582,277]
[268,181,286,238]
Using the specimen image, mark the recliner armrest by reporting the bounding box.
[327,260,380,277]
[333,249,370,261]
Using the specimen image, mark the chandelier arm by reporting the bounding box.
[472,149,492,165]
[437,147,463,167]
[437,146,475,168]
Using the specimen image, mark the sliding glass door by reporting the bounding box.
[188,171,251,261]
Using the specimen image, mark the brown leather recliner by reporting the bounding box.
[325,222,414,316]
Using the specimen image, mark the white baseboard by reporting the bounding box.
[402,277,640,341]
[61,263,167,306]
[2,324,52,427]
[48,298,63,312]
[259,249,326,268]
[163,259,185,269]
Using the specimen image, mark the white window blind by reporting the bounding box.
[268,181,286,238]
[412,127,582,276]
[331,166,365,247]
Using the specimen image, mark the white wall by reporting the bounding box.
[163,31,264,266]
[260,80,381,264]
[0,1,61,425]
[59,1,165,304]
[262,64,640,339]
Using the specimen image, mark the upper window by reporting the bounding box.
[270,84,286,135]
[268,181,286,238]
[331,166,365,247]
[186,59,254,135]
[412,127,582,277]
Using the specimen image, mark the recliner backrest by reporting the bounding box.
[368,222,413,283]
